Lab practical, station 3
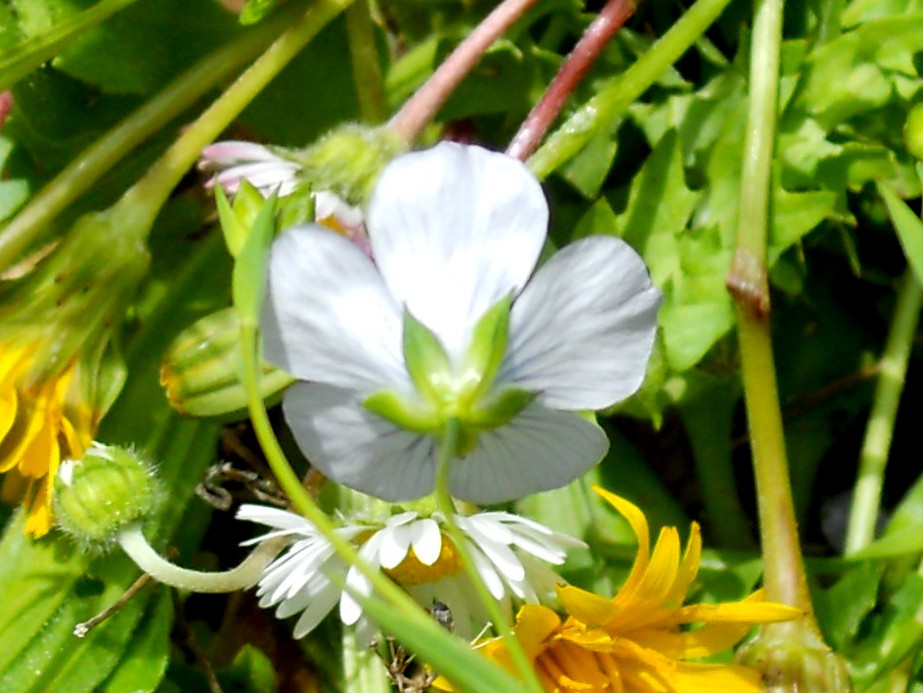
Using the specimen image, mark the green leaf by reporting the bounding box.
[0,0,140,93]
[814,562,884,651]
[240,0,282,25]
[53,0,237,95]
[99,590,173,692]
[879,182,923,286]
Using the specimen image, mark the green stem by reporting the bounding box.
[0,0,140,93]
[433,418,544,693]
[528,0,733,179]
[728,0,814,616]
[114,0,356,235]
[345,0,389,123]
[0,1,305,272]
[239,328,519,692]
[845,269,923,555]
[117,523,284,593]
[343,628,390,693]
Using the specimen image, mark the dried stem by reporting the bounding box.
[388,0,539,142]
[507,0,638,161]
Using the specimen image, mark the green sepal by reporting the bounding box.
[402,307,453,408]
[363,390,442,433]
[277,180,317,228]
[216,180,266,258]
[460,294,512,405]
[231,192,278,328]
[467,387,536,429]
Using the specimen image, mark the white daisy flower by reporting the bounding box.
[262,141,661,504]
[199,140,302,197]
[237,503,585,640]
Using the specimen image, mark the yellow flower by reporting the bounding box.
[0,340,94,537]
[469,486,801,692]
[0,206,149,538]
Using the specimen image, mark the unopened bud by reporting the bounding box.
[161,308,293,417]
[54,443,162,548]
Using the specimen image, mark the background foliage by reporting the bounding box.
[1,0,923,690]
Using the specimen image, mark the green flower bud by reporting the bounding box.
[54,443,163,549]
[161,308,294,418]
[905,102,923,162]
[296,124,406,205]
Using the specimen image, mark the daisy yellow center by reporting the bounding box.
[383,533,463,586]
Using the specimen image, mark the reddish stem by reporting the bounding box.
[506,0,638,161]
[388,0,540,142]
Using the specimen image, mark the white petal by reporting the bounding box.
[282,383,438,501]
[500,235,662,410]
[378,523,412,570]
[410,518,442,566]
[262,225,406,394]
[448,403,609,504]
[368,142,547,357]
[465,542,505,600]
[456,517,525,582]
[237,504,312,532]
[291,578,342,638]
[200,140,283,166]
[340,535,381,625]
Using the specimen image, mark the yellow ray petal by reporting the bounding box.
[592,485,650,594]
[557,584,621,626]
[666,521,702,608]
[671,661,764,693]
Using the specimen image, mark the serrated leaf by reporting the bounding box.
[814,562,884,651]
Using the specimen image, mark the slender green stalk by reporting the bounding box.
[433,418,544,693]
[0,0,306,272]
[345,0,389,123]
[528,0,733,179]
[238,327,519,693]
[0,0,140,93]
[845,269,923,555]
[726,0,810,612]
[731,6,851,688]
[116,0,356,234]
[117,523,284,593]
[343,629,390,693]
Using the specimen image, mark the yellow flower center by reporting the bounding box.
[382,533,463,586]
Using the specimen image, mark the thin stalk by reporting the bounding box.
[345,0,389,123]
[844,269,923,555]
[117,523,283,593]
[0,0,140,93]
[388,0,539,142]
[0,1,304,272]
[507,0,639,161]
[116,0,356,234]
[433,418,544,693]
[238,327,519,692]
[343,628,390,693]
[728,0,812,615]
[528,0,733,179]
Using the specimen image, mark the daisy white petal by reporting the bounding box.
[341,535,382,625]
[500,235,662,410]
[378,516,417,570]
[448,402,609,504]
[262,226,406,393]
[282,383,438,501]
[409,517,442,566]
[292,579,343,639]
[368,141,547,357]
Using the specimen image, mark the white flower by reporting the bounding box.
[262,142,661,504]
[199,140,301,197]
[237,504,585,640]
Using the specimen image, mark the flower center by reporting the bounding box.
[382,533,463,586]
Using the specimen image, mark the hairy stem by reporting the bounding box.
[388,0,539,142]
[117,523,284,593]
[346,0,389,123]
[507,0,638,161]
[845,268,923,555]
[114,0,356,235]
